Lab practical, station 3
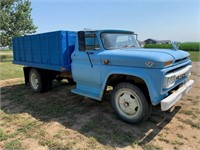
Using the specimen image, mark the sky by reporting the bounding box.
[31,0,199,42]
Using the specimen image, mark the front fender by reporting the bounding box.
[100,66,164,105]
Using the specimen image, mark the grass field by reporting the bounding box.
[189,51,200,62]
[0,62,23,80]
[0,51,23,80]
[0,50,12,54]
[144,42,200,52]
[0,50,13,62]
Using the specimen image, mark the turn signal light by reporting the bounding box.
[104,59,109,65]
[164,60,173,67]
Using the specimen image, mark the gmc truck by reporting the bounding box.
[12,29,194,124]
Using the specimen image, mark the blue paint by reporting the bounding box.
[13,31,76,72]
[13,29,191,106]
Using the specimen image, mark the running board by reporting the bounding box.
[71,82,102,100]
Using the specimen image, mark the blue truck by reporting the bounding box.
[12,29,194,124]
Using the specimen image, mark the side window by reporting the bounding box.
[85,34,100,50]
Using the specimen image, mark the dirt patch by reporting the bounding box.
[0,78,23,87]
[21,138,48,150]
[0,63,200,150]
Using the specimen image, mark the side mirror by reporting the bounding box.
[78,31,86,51]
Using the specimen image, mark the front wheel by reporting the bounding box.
[111,82,151,124]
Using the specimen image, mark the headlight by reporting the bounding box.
[164,75,176,88]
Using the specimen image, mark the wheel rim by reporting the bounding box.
[31,73,39,89]
[116,90,141,117]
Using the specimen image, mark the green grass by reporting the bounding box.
[5,139,22,150]
[0,50,23,80]
[0,50,12,53]
[170,140,184,145]
[0,51,13,62]
[189,51,200,62]
[142,143,163,150]
[0,128,8,141]
[158,133,170,143]
[0,113,39,142]
[144,44,172,49]
[180,110,194,116]
[179,42,199,51]
[80,116,136,144]
[144,42,200,51]
[0,61,23,80]
[176,117,200,129]
[38,139,70,149]
[0,54,13,62]
[0,128,19,142]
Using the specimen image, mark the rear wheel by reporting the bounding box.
[29,68,53,92]
[111,82,151,124]
[29,69,42,92]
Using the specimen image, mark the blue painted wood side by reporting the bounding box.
[12,31,77,72]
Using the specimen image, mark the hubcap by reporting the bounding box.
[116,90,140,116]
[31,73,39,89]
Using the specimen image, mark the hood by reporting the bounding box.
[100,48,190,68]
[138,48,189,60]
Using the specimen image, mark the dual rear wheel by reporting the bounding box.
[29,68,74,93]
[29,69,52,93]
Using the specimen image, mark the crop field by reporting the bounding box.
[0,51,200,150]
[144,42,200,52]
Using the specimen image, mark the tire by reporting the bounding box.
[29,68,52,92]
[46,80,52,90]
[29,69,43,93]
[111,82,151,124]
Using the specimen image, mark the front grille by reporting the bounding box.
[174,57,188,64]
[176,73,187,81]
[167,65,188,74]
[163,64,192,88]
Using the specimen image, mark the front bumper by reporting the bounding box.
[161,79,194,111]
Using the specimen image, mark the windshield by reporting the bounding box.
[101,32,140,50]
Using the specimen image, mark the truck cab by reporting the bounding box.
[71,29,193,124]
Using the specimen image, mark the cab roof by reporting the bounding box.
[83,29,134,34]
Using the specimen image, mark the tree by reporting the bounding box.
[0,0,37,47]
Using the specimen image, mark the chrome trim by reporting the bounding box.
[165,65,192,78]
[164,65,192,88]
[161,79,194,111]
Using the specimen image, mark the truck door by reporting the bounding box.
[71,33,102,85]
